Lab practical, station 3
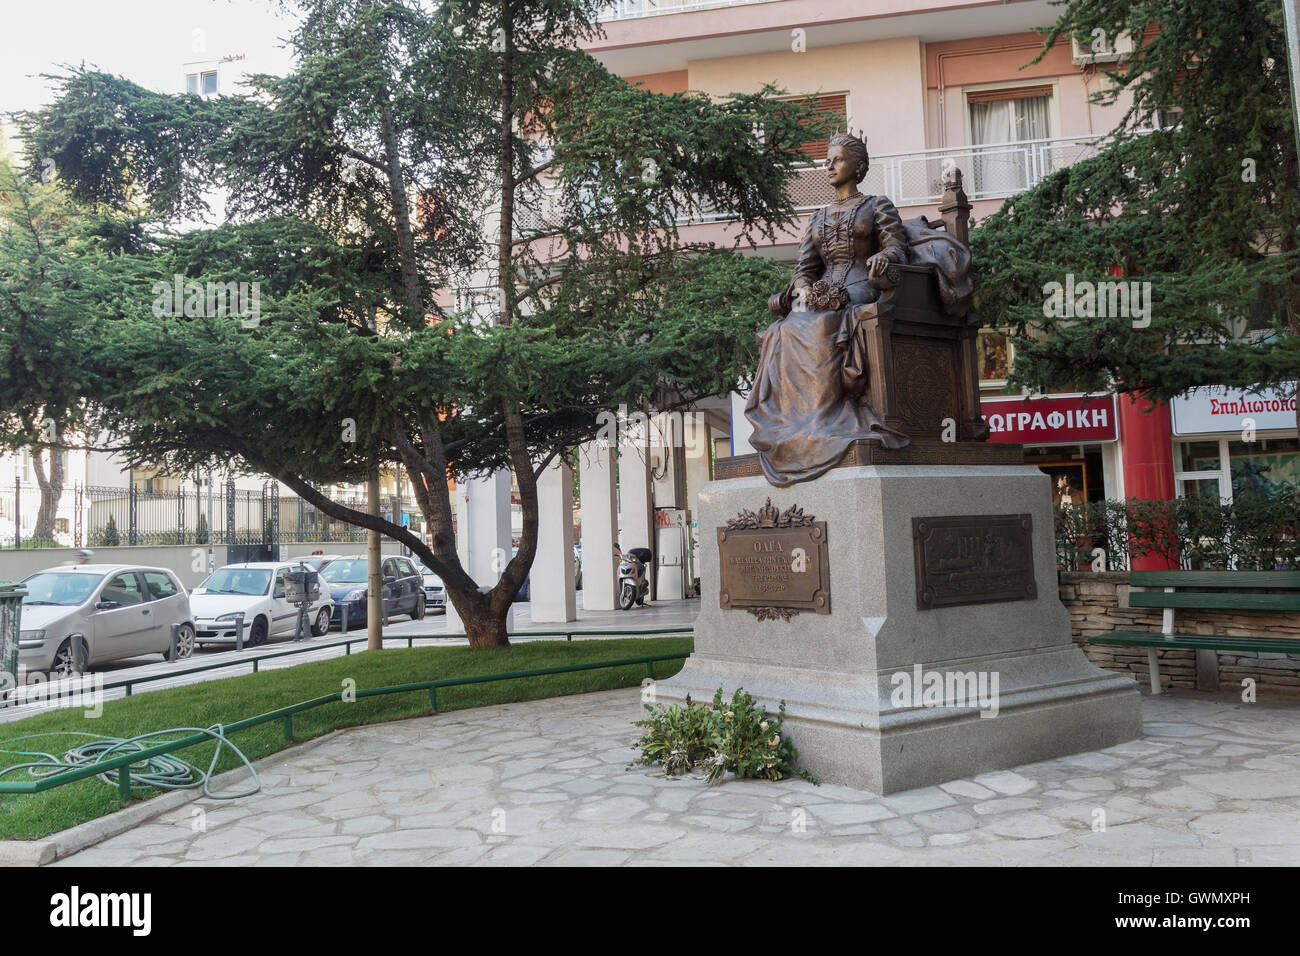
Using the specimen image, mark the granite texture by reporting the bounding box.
[657,465,1143,793]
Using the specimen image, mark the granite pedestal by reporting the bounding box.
[656,464,1143,794]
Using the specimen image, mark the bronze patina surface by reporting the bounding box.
[718,499,830,619]
[714,439,1023,481]
[912,513,1037,610]
[744,131,987,488]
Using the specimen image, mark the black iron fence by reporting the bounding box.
[1,480,382,549]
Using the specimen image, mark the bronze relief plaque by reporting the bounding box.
[913,514,1036,610]
[718,498,830,619]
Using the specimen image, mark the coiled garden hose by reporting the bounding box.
[0,727,261,799]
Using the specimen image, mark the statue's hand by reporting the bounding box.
[768,290,792,318]
[866,253,899,289]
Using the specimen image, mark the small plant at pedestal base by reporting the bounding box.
[634,687,817,785]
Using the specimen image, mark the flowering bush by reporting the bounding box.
[634,687,817,784]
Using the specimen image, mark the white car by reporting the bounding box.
[191,562,334,648]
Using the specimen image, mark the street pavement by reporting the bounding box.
[0,598,700,724]
[54,687,1300,866]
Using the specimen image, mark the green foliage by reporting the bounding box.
[634,687,816,784]
[195,513,208,546]
[972,0,1300,401]
[1054,491,1300,570]
[97,514,120,548]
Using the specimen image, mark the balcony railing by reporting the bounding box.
[687,134,1108,222]
[510,134,1110,235]
[598,0,781,21]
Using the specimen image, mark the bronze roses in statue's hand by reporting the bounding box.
[806,280,849,312]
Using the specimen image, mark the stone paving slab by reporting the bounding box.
[53,688,1300,866]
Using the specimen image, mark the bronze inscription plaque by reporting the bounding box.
[912,514,1036,610]
[717,499,830,620]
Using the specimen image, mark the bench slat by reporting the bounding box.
[1089,631,1300,655]
[1129,570,1300,589]
[1128,591,1300,611]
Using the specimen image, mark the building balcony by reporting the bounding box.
[692,133,1107,222]
[597,0,780,21]
[510,133,1108,244]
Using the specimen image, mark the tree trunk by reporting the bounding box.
[446,581,509,648]
[32,436,64,546]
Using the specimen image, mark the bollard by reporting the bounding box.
[169,622,179,662]
[235,612,246,651]
[341,604,349,634]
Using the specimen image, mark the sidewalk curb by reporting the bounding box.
[0,731,342,867]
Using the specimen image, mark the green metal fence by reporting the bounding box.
[3,626,695,703]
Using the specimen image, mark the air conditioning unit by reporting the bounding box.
[1071,31,1134,65]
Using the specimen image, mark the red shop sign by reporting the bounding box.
[981,394,1117,445]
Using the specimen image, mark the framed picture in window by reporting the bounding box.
[977,329,1013,388]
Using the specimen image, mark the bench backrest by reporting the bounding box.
[1128,570,1300,612]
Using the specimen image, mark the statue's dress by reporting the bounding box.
[745,193,911,487]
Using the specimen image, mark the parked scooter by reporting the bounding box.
[615,546,652,610]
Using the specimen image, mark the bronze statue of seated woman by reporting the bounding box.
[746,131,974,487]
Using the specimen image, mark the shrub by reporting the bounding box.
[634,687,817,784]
[1054,491,1300,571]
[98,514,120,547]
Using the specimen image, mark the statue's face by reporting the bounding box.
[824,144,861,188]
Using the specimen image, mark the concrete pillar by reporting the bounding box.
[618,426,654,595]
[531,460,576,622]
[578,441,618,611]
[730,390,755,455]
[1118,395,1177,571]
[445,470,515,632]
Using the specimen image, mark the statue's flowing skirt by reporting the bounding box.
[745,306,907,487]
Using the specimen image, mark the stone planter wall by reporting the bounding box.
[1058,571,1300,698]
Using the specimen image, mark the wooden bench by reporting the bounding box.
[1087,570,1300,694]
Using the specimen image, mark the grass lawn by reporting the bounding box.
[0,636,691,841]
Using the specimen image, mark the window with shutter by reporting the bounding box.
[771,93,847,163]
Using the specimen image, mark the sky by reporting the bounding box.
[1,0,300,117]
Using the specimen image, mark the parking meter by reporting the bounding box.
[284,568,321,641]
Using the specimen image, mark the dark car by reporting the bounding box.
[321,555,426,630]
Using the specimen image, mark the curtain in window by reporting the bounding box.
[968,92,1052,196]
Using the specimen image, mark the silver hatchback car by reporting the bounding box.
[17,565,196,676]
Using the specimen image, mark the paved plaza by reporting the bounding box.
[55,686,1300,866]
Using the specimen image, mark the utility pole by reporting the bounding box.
[367,464,383,651]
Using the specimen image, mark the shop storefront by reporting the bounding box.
[1170,384,1300,502]
[981,393,1120,506]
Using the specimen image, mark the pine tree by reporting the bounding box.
[972,0,1300,419]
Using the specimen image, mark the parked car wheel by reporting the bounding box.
[311,607,331,637]
[414,595,426,621]
[248,616,269,647]
[170,623,196,661]
[51,639,80,677]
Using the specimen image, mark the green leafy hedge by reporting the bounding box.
[1054,489,1300,571]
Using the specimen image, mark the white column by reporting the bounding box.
[578,441,618,611]
[618,429,654,595]
[531,460,576,622]
[730,390,754,455]
[445,470,515,633]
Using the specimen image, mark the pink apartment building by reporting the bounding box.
[580,0,1299,541]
